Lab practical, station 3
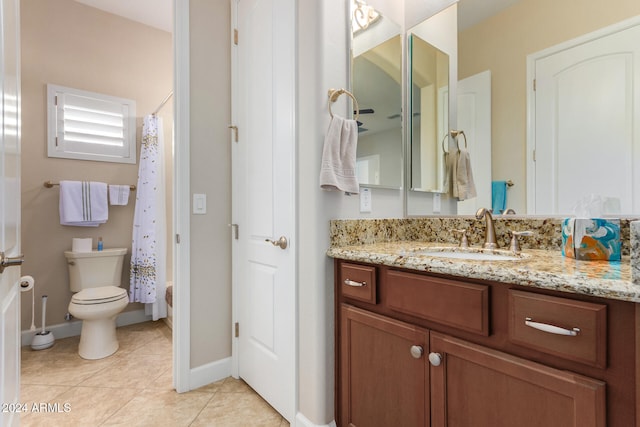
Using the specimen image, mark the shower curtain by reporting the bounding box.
[130,114,167,321]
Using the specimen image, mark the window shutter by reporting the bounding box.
[47,84,136,164]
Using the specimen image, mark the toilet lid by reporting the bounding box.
[72,286,128,305]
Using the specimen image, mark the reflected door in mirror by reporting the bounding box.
[530,22,640,215]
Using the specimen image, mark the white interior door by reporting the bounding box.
[231,0,296,421]
[457,70,491,215]
[0,0,22,425]
[528,20,640,215]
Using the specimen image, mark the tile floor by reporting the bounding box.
[20,321,289,426]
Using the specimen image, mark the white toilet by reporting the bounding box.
[65,248,129,360]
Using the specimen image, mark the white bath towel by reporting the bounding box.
[108,184,130,206]
[454,148,477,201]
[59,180,108,227]
[319,115,359,194]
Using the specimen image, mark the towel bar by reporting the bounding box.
[44,181,136,191]
[328,88,360,121]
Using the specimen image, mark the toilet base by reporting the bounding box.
[78,316,119,360]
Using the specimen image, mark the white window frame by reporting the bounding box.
[47,84,137,164]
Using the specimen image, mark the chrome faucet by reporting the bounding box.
[475,207,498,249]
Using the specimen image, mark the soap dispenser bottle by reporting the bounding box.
[97,237,103,251]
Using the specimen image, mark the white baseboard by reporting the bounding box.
[20,309,152,346]
[189,357,233,391]
[294,413,337,427]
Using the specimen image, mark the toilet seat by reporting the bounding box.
[72,286,128,305]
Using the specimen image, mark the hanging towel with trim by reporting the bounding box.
[454,148,477,201]
[108,184,130,206]
[59,180,108,227]
[319,115,359,194]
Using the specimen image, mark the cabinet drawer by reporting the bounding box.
[339,263,377,304]
[385,270,489,335]
[508,290,607,368]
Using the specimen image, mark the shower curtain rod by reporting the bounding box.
[152,91,174,116]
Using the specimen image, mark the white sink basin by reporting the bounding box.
[409,247,526,261]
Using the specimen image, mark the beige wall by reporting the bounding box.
[459,0,640,214]
[188,0,232,367]
[20,0,173,329]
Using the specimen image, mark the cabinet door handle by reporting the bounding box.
[344,279,366,287]
[410,345,423,359]
[428,352,443,367]
[525,317,580,336]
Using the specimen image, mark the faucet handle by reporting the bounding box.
[453,229,469,248]
[510,230,533,253]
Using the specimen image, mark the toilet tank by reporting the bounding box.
[64,248,127,292]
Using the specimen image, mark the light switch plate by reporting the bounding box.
[193,193,206,214]
[360,188,372,213]
[433,193,441,213]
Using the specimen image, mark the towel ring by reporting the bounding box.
[441,133,450,154]
[328,88,360,121]
[450,130,467,150]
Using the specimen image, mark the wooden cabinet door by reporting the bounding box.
[340,304,429,427]
[430,331,606,427]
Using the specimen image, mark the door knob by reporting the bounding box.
[410,345,424,359]
[428,352,443,367]
[0,252,24,273]
[265,236,288,250]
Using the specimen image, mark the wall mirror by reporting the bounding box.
[351,0,403,189]
[409,34,449,193]
[457,0,640,216]
[405,4,458,217]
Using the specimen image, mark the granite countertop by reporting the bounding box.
[327,241,639,303]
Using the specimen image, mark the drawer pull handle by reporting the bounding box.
[344,279,366,287]
[525,317,580,336]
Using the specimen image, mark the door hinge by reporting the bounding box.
[228,125,239,143]
[235,322,239,338]
[234,29,238,45]
[533,149,536,162]
[55,95,58,106]
[176,233,181,244]
[55,136,59,147]
[533,79,536,91]
[228,223,239,239]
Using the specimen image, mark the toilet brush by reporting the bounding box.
[31,295,55,350]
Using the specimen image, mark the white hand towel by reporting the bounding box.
[454,148,477,201]
[109,184,130,206]
[319,115,360,194]
[59,180,108,227]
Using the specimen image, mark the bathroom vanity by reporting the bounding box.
[329,236,639,427]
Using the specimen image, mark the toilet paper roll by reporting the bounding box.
[72,238,93,252]
[19,275,34,292]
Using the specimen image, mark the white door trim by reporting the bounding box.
[230,0,239,379]
[173,0,191,393]
[526,14,640,213]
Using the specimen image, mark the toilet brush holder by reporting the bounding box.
[31,295,55,350]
